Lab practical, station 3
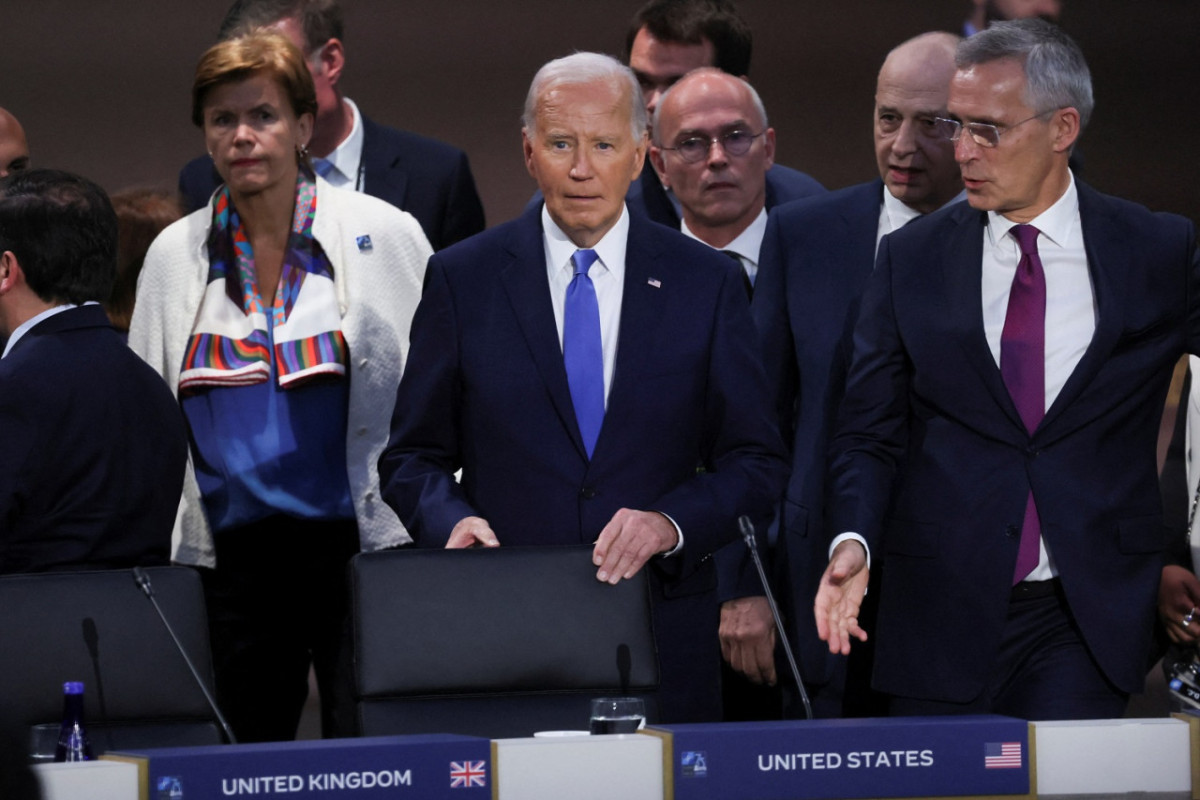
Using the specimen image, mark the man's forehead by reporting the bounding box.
[630,28,715,74]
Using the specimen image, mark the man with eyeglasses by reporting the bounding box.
[649,68,774,294]
[647,67,783,721]
[751,31,963,720]
[178,0,485,251]
[815,19,1200,720]
[622,0,824,229]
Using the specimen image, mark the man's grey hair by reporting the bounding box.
[650,67,768,146]
[956,18,1093,131]
[522,52,648,142]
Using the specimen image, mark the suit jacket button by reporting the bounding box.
[580,487,597,500]
[1005,524,1019,538]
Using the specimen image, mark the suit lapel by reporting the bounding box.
[941,204,1028,431]
[840,181,885,271]
[499,209,590,459]
[603,216,669,441]
[1039,183,1126,433]
[359,117,408,206]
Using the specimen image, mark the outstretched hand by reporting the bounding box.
[814,539,870,655]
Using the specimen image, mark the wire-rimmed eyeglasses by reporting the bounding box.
[658,129,766,163]
[934,110,1056,148]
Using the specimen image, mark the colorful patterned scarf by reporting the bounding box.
[179,171,348,392]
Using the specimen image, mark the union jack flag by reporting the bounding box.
[449,760,487,788]
[984,742,1022,769]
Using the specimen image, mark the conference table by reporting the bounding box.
[32,713,1199,800]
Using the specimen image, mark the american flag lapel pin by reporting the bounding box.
[647,277,661,288]
[356,234,373,251]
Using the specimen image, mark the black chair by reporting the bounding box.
[349,545,660,738]
[0,567,225,754]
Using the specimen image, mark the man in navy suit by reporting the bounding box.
[752,32,963,717]
[0,169,187,574]
[816,19,1199,719]
[622,0,824,227]
[378,52,788,723]
[178,0,484,251]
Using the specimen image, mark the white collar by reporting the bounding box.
[542,204,630,281]
[681,207,768,266]
[317,97,365,186]
[2,303,82,358]
[986,171,1079,250]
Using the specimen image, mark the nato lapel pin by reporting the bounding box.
[647,278,662,288]
[356,235,373,252]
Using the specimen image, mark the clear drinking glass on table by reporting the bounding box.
[589,697,646,734]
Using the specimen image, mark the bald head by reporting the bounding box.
[0,109,29,179]
[650,68,775,247]
[874,32,963,214]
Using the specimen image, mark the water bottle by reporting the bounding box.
[53,681,94,762]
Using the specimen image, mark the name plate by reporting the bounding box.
[106,734,491,800]
[645,715,1032,799]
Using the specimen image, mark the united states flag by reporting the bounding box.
[984,741,1022,769]
[449,760,487,788]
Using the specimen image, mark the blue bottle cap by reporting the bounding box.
[63,682,85,694]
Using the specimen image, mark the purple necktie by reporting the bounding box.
[564,249,604,458]
[1001,224,1045,585]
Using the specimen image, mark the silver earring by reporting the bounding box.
[297,143,310,159]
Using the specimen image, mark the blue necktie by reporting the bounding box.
[564,249,604,458]
[313,158,336,179]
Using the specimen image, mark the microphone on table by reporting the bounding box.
[738,515,812,720]
[132,568,238,744]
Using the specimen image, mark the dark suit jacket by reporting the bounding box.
[178,115,485,251]
[627,163,826,228]
[0,305,188,573]
[746,180,883,689]
[378,206,789,723]
[828,182,1200,702]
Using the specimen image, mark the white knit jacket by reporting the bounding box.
[128,179,431,568]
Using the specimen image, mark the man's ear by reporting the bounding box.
[0,250,22,295]
[317,38,346,88]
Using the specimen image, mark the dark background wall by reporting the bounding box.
[3,1,1197,227]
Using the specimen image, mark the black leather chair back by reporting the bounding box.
[0,567,224,753]
[350,545,659,738]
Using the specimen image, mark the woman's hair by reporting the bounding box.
[191,31,318,127]
[105,187,184,332]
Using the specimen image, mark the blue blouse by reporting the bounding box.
[182,315,354,533]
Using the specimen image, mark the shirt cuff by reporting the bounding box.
[829,532,871,570]
[656,511,684,557]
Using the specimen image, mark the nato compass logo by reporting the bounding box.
[156,775,184,799]
[681,751,708,778]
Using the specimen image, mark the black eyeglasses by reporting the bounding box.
[933,110,1056,148]
[659,129,765,163]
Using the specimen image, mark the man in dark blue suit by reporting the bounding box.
[0,169,187,574]
[623,0,824,227]
[752,32,963,717]
[378,52,788,724]
[178,0,484,251]
[816,20,1200,719]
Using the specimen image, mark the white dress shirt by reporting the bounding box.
[982,174,1094,581]
[313,98,366,192]
[542,204,628,404]
[682,207,768,286]
[875,188,925,251]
